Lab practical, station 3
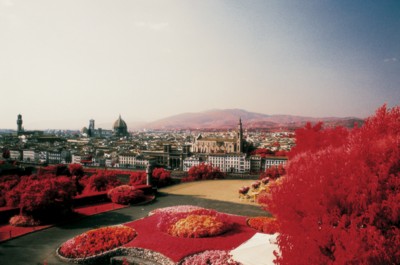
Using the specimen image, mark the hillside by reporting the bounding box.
[136,109,363,131]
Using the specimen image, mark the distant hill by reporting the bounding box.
[136,109,364,131]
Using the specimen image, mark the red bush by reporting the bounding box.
[107,185,145,205]
[259,165,286,180]
[82,171,121,194]
[0,175,20,207]
[68,164,84,178]
[182,163,225,182]
[264,105,400,265]
[152,168,172,187]
[128,171,146,186]
[20,176,76,222]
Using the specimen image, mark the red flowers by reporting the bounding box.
[247,217,279,234]
[156,208,232,238]
[59,225,136,258]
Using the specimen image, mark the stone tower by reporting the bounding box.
[17,114,23,134]
[88,119,95,137]
[237,117,243,153]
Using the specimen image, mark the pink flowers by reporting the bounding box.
[156,208,232,238]
[59,225,136,258]
[181,250,241,265]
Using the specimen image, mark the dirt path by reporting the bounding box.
[160,179,257,205]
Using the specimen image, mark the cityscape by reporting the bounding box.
[0,1,399,265]
[1,113,291,173]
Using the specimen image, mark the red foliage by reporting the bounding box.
[251,148,274,158]
[259,165,286,180]
[82,171,121,194]
[19,176,76,222]
[151,168,172,187]
[182,163,225,182]
[68,164,84,177]
[128,171,146,186]
[107,185,145,205]
[59,225,136,258]
[0,175,20,207]
[288,122,349,159]
[264,105,400,265]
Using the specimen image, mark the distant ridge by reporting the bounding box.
[134,109,364,131]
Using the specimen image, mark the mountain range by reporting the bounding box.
[131,109,364,131]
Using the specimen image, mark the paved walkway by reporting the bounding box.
[0,180,268,265]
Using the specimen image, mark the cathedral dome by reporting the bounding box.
[113,115,128,136]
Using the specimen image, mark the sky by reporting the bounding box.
[0,0,399,130]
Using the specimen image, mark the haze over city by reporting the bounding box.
[1,0,399,130]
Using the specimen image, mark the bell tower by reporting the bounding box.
[17,114,23,134]
[237,117,243,153]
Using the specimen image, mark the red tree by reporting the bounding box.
[183,163,225,182]
[129,171,147,186]
[107,185,145,205]
[152,168,172,187]
[82,171,121,195]
[19,176,76,222]
[262,105,400,264]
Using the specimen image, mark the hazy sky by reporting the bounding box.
[1,0,399,129]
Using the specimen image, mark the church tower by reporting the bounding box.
[237,117,243,153]
[17,114,23,134]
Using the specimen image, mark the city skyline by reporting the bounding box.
[1,0,399,129]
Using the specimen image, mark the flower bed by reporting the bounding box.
[123,211,256,262]
[180,250,241,265]
[157,208,231,238]
[148,205,205,216]
[58,225,136,259]
[247,217,280,234]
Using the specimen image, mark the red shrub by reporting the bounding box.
[259,165,286,180]
[20,176,75,222]
[107,185,145,205]
[264,105,400,265]
[151,168,172,187]
[68,164,84,178]
[182,163,225,182]
[82,171,121,194]
[128,171,146,186]
[0,175,20,207]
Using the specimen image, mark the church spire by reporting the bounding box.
[237,117,243,153]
